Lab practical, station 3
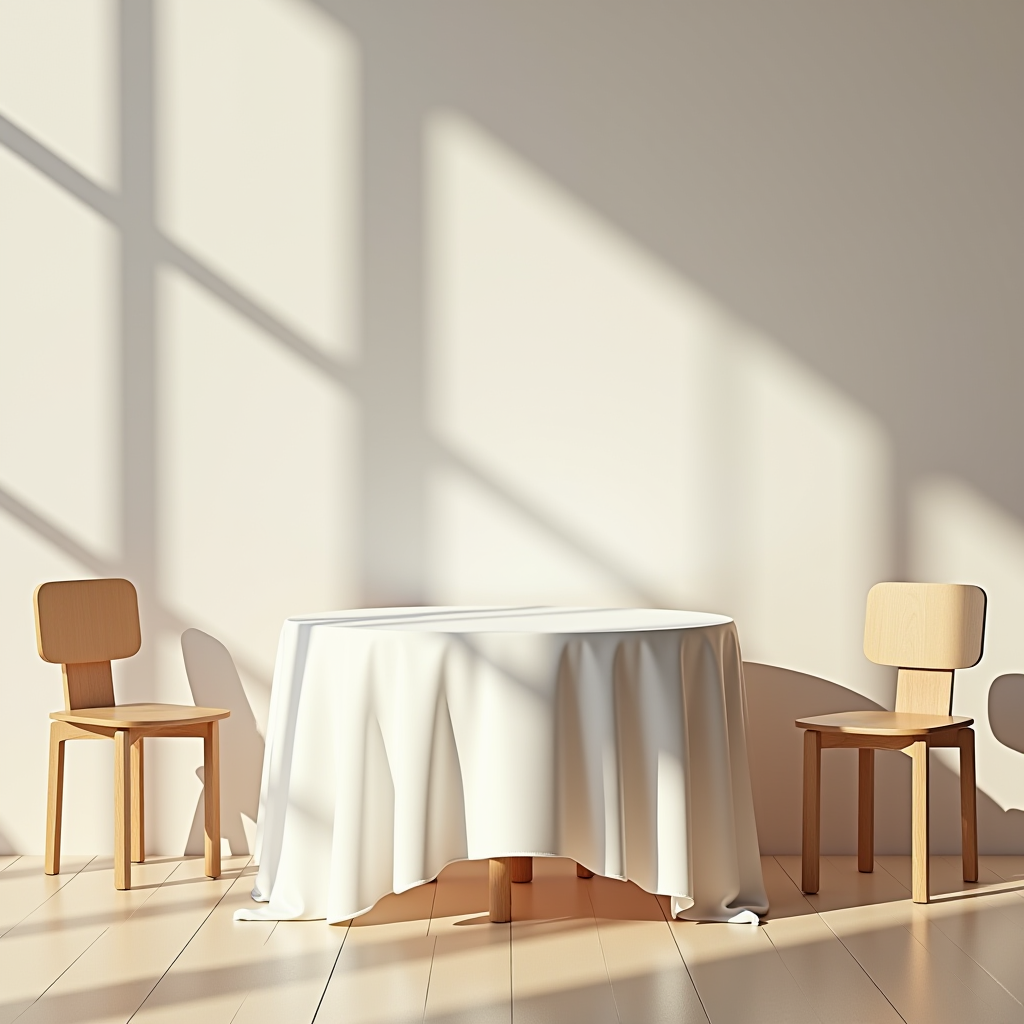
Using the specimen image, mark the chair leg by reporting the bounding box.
[801,729,821,893]
[114,729,132,890]
[576,863,594,879]
[204,721,221,878]
[511,857,533,882]
[858,748,874,873]
[131,737,145,863]
[959,728,978,883]
[910,740,929,903]
[45,723,66,875]
[489,857,512,922]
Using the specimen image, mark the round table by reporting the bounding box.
[238,607,768,924]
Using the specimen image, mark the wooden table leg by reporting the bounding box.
[489,858,511,922]
[511,856,533,883]
[858,748,874,873]
[576,863,594,878]
[204,722,222,878]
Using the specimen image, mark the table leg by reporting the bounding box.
[511,856,533,883]
[489,858,512,922]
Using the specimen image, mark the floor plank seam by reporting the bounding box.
[0,855,96,941]
[13,921,112,1021]
[652,889,712,1024]
[417,878,441,1023]
[854,856,1024,1015]
[768,857,911,1024]
[812,900,911,1023]
[0,856,23,874]
[125,857,254,1023]
[308,922,351,1024]
[582,882,624,1024]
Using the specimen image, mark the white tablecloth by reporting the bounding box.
[238,607,768,923]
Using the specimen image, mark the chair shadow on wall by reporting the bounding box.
[181,629,265,857]
[745,663,1024,860]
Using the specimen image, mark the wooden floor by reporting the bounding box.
[4,853,1024,1023]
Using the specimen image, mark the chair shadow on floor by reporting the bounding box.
[745,662,1024,907]
[180,629,265,857]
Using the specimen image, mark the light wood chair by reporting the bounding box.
[797,582,986,903]
[36,578,230,890]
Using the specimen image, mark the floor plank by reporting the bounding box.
[0,855,92,939]
[424,860,511,1024]
[776,854,911,912]
[761,856,903,1024]
[663,883,823,1024]
[0,856,20,873]
[14,856,250,1024]
[586,873,709,1024]
[0,857,179,1024]
[511,858,619,1024]
[132,863,277,1024]
[313,882,436,1024]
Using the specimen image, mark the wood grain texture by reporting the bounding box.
[132,737,145,863]
[858,748,874,873]
[911,740,930,903]
[489,858,511,923]
[511,856,533,883]
[863,582,986,670]
[114,729,132,891]
[204,722,221,878]
[44,724,65,876]
[61,661,114,711]
[959,728,979,882]
[895,668,955,714]
[35,575,230,893]
[795,711,972,736]
[34,578,142,665]
[51,703,230,729]
[801,729,821,894]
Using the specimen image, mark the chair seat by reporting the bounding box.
[796,710,972,736]
[51,703,230,730]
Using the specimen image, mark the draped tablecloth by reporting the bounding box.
[237,607,768,924]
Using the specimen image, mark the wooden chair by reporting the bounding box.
[797,582,985,903]
[36,578,230,890]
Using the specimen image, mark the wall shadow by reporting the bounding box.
[745,662,1024,855]
[181,628,264,856]
[989,674,1024,754]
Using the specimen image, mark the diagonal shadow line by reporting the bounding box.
[431,441,669,609]
[0,483,271,693]
[0,113,121,222]
[0,485,117,577]
[156,236,360,393]
[0,118,357,396]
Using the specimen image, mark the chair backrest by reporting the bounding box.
[863,582,986,715]
[34,578,142,711]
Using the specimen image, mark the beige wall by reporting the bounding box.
[1,0,1022,856]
